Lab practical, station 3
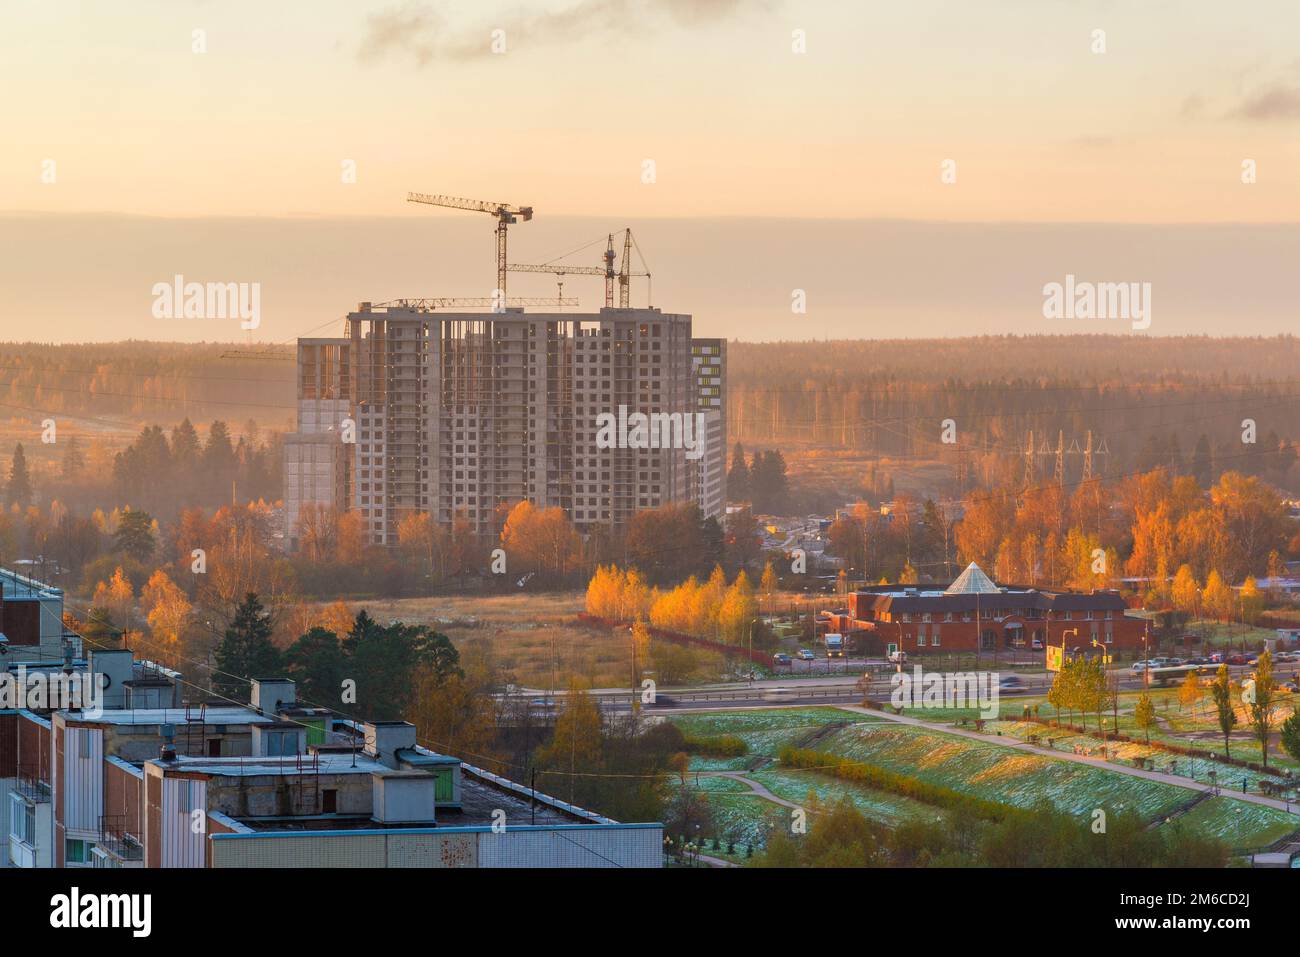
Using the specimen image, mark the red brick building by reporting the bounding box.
[847,562,1147,656]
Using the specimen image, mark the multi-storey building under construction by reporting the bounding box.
[284,303,726,548]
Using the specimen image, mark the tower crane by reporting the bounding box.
[375,296,576,312]
[507,230,649,308]
[406,192,533,298]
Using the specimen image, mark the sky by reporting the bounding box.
[2,0,1299,341]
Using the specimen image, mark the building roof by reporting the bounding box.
[945,562,1001,595]
[850,562,1130,618]
[67,707,271,727]
[150,753,390,777]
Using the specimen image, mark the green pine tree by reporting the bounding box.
[7,442,32,508]
[213,593,283,701]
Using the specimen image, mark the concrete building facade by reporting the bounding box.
[284,304,726,548]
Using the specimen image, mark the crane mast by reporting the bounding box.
[406,191,533,298]
[507,228,648,309]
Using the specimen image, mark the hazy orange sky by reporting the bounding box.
[4,1,1300,343]
[4,0,1299,222]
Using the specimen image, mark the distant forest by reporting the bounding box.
[0,341,295,426]
[0,335,1296,494]
[728,335,1300,487]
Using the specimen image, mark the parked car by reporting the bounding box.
[1225,654,1250,666]
[772,653,793,666]
[1186,656,1211,666]
[798,649,816,661]
[1272,650,1298,663]
[1130,661,1152,673]
[1030,638,1044,650]
[1209,652,1224,664]
[887,650,908,664]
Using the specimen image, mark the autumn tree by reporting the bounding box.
[1281,710,1300,766]
[1134,693,1157,744]
[1209,664,1237,759]
[1177,670,1202,714]
[92,566,135,633]
[759,561,778,607]
[630,618,651,691]
[336,510,367,565]
[536,678,605,804]
[1238,577,1264,626]
[397,511,447,584]
[296,504,339,563]
[409,640,504,774]
[1247,650,1278,768]
[141,569,193,670]
[1170,565,1200,617]
[670,751,690,786]
[500,500,580,581]
[61,435,85,481]
[719,571,757,643]
[1200,570,1234,623]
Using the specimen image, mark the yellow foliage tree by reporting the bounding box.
[141,569,192,669]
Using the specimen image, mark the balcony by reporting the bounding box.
[98,816,144,862]
[14,765,50,804]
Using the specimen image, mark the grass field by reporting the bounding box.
[664,706,1300,855]
[985,686,1300,775]
[342,592,732,689]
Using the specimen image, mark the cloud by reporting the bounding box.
[1229,84,1300,121]
[357,0,764,66]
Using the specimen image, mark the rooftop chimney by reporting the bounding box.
[89,648,133,710]
[364,721,417,769]
[250,678,296,714]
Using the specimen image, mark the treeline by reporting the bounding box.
[372,501,755,593]
[585,563,772,644]
[825,467,1298,591]
[727,336,1300,480]
[0,342,293,421]
[747,793,1228,868]
[0,417,282,522]
[725,444,789,512]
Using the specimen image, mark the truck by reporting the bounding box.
[825,633,845,658]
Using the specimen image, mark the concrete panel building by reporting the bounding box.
[284,303,726,546]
